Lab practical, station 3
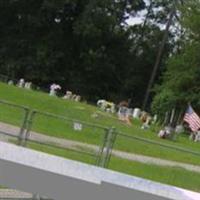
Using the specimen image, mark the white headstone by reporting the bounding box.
[133,108,141,119]
[175,125,184,134]
[8,80,14,85]
[49,84,61,96]
[195,131,200,142]
[73,122,83,131]
[18,78,25,88]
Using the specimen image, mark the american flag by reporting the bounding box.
[183,105,200,132]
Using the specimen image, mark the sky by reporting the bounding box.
[126,1,167,30]
[126,16,144,25]
[126,0,149,25]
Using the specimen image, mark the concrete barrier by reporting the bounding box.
[0,141,199,200]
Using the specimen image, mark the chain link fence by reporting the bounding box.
[107,130,200,171]
[1,98,200,168]
[0,99,116,168]
[22,109,116,167]
[0,99,29,145]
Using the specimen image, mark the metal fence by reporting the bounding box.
[1,98,200,168]
[0,99,116,168]
[0,99,118,200]
[0,98,200,168]
[22,109,117,168]
[0,99,30,145]
[107,130,200,171]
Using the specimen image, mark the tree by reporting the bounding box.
[0,0,174,105]
[152,0,200,120]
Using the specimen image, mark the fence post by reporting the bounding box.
[23,111,36,147]
[97,127,117,168]
[18,108,30,146]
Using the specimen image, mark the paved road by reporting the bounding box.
[0,122,200,173]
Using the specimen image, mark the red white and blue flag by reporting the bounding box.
[183,105,200,132]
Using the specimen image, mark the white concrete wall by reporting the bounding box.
[0,141,199,200]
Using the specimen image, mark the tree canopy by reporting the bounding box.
[0,0,176,106]
[152,0,200,118]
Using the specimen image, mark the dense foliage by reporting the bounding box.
[152,0,200,119]
[0,0,175,105]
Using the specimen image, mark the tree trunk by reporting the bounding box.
[142,2,176,110]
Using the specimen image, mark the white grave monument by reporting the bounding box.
[24,82,32,90]
[133,108,141,119]
[49,83,61,96]
[8,80,14,85]
[63,91,73,99]
[18,78,25,88]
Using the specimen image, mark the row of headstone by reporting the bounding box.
[123,108,157,129]
[8,80,81,102]
[96,100,157,126]
[63,91,81,102]
[157,124,186,140]
[96,99,198,143]
[157,111,200,142]
[157,123,200,142]
[49,84,82,102]
[8,78,32,90]
[96,99,116,113]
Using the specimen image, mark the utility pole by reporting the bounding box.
[142,1,177,110]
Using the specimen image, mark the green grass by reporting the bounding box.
[109,157,200,192]
[28,141,97,165]
[0,82,200,166]
[9,138,97,165]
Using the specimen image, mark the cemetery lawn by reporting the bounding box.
[109,157,200,192]
[0,82,200,166]
[18,140,200,192]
